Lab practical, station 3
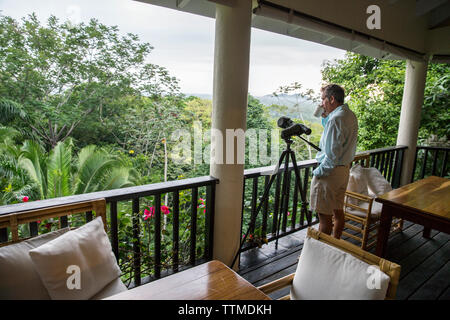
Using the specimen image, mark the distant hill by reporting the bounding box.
[185,93,321,124]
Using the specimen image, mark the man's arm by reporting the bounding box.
[313,118,345,178]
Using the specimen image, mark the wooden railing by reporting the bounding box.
[0,145,413,285]
[411,146,449,182]
[0,176,218,287]
[239,145,408,252]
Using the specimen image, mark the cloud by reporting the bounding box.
[0,0,346,96]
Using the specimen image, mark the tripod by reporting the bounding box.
[231,136,320,269]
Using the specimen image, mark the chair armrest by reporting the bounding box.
[257,273,295,294]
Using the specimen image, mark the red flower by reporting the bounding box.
[22,196,29,202]
[143,207,155,220]
[161,205,170,215]
[144,206,170,219]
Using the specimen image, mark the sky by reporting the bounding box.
[0,0,347,97]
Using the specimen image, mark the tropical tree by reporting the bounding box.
[1,138,137,202]
[321,52,449,150]
[0,13,179,150]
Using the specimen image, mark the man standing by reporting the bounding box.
[310,84,358,239]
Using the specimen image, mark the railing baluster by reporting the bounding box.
[29,222,38,237]
[420,149,428,179]
[370,153,376,167]
[302,167,310,225]
[387,150,395,183]
[262,175,269,239]
[132,198,141,286]
[380,152,386,177]
[250,177,258,236]
[431,149,438,176]
[375,153,381,170]
[281,169,291,233]
[291,173,299,229]
[441,150,448,177]
[154,194,161,279]
[384,151,391,179]
[411,147,420,182]
[190,187,198,266]
[0,228,7,243]
[392,149,402,188]
[60,215,68,228]
[85,210,93,223]
[272,173,281,235]
[205,183,215,260]
[110,201,119,261]
[173,190,179,272]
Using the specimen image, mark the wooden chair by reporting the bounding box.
[0,199,107,246]
[257,227,401,300]
[342,154,402,250]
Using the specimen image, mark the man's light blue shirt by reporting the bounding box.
[313,103,358,178]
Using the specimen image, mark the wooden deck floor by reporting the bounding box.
[238,221,450,300]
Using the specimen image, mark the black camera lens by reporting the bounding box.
[277,116,294,129]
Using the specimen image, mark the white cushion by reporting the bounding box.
[366,167,392,196]
[348,164,369,195]
[90,277,127,300]
[29,217,121,300]
[0,228,69,300]
[290,236,390,300]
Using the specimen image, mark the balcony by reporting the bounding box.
[1,144,448,299]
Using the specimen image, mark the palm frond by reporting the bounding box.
[47,139,73,198]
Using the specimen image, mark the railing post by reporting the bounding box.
[392,148,405,189]
[110,201,119,261]
[205,183,216,260]
[132,198,141,286]
[173,191,180,272]
[154,194,161,279]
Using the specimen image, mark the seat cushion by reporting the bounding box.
[290,236,390,300]
[29,217,121,300]
[0,228,69,300]
[90,277,127,300]
[346,201,383,219]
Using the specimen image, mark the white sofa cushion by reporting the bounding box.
[347,164,369,195]
[0,228,69,300]
[29,217,122,300]
[366,167,392,196]
[290,236,390,300]
[91,277,128,300]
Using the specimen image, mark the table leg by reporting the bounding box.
[376,205,393,258]
[422,227,431,238]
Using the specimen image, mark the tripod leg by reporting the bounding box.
[230,150,288,269]
[290,151,312,226]
[275,149,291,249]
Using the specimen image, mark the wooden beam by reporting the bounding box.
[428,2,450,28]
[416,0,447,16]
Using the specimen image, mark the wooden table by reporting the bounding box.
[375,176,450,258]
[106,260,270,300]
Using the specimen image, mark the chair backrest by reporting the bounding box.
[307,228,401,299]
[0,199,107,247]
[351,153,370,168]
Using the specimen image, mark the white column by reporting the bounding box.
[396,59,428,186]
[210,0,252,269]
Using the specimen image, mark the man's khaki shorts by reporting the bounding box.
[310,166,350,215]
